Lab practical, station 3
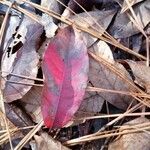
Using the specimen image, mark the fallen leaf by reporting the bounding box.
[108,117,150,150]
[21,86,43,123]
[3,12,21,51]
[32,132,70,150]
[73,41,135,121]
[0,3,7,14]
[4,103,33,134]
[41,0,58,38]
[124,60,150,93]
[42,26,89,128]
[71,10,116,47]
[2,15,37,77]
[131,34,143,53]
[41,13,58,38]
[68,0,94,13]
[78,94,104,114]
[92,40,114,63]
[86,41,137,110]
[110,0,150,38]
[41,0,68,16]
[41,0,69,38]
[2,16,43,102]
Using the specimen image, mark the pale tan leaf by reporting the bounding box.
[41,14,58,38]
[21,86,43,123]
[70,10,116,47]
[79,94,104,114]
[126,60,150,93]
[91,40,114,64]
[76,41,136,119]
[89,42,136,110]
[110,0,150,38]
[88,59,136,110]
[2,16,43,102]
[33,132,70,150]
[108,117,150,150]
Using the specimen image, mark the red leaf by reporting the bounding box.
[42,26,89,128]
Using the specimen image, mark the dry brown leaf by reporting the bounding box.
[108,117,150,150]
[21,86,42,123]
[86,41,136,111]
[110,0,150,38]
[71,10,116,47]
[125,60,150,93]
[41,13,58,38]
[41,0,67,14]
[2,15,30,78]
[75,41,114,117]
[74,41,137,122]
[2,16,43,102]
[3,12,21,51]
[41,0,65,38]
[88,60,134,111]
[32,132,70,150]
[79,94,104,114]
[4,103,33,130]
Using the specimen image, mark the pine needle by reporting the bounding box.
[14,120,43,150]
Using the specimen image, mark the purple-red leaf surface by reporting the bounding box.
[42,26,89,128]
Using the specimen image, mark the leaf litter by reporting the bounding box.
[0,0,150,149]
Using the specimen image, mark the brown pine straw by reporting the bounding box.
[24,0,147,60]
[9,0,150,106]
[65,122,150,146]
[1,0,150,104]
[0,126,35,134]
[124,0,149,66]
[74,112,150,121]
[88,51,150,107]
[65,103,143,145]
[87,87,150,99]
[0,0,150,148]
[0,2,14,150]
[1,0,146,60]
[14,120,44,150]
[0,71,44,82]
[1,0,150,107]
